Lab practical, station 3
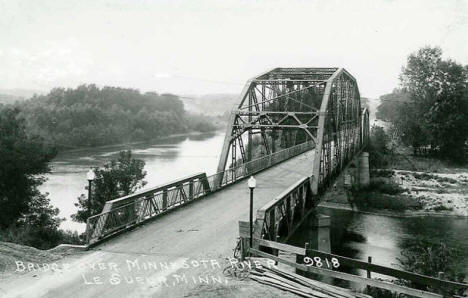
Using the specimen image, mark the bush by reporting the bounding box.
[398,238,466,296]
[0,225,84,250]
[369,125,390,168]
[362,285,399,298]
[350,179,421,211]
[432,205,453,212]
[367,179,405,195]
[412,172,457,184]
[73,150,147,222]
[371,169,395,178]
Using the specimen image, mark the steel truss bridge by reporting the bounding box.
[217,67,369,194]
[86,67,369,245]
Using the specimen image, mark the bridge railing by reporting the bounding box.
[86,173,211,244]
[248,176,314,248]
[86,140,315,245]
[204,140,315,191]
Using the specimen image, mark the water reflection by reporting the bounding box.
[288,208,468,288]
[39,132,225,232]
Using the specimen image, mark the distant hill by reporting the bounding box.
[13,85,217,150]
[360,97,370,108]
[0,93,25,105]
[183,94,374,117]
[180,93,239,115]
[0,89,46,105]
[0,88,45,99]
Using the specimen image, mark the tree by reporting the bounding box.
[72,150,147,222]
[0,106,57,228]
[398,46,468,160]
[17,85,215,150]
[368,125,390,168]
[0,106,67,249]
[375,89,410,122]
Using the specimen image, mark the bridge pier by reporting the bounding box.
[344,151,370,190]
[295,212,331,275]
[307,213,331,253]
[358,152,370,188]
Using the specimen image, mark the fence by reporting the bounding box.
[86,140,315,244]
[245,238,468,298]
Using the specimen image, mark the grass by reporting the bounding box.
[412,172,457,184]
[0,225,84,250]
[366,178,406,195]
[432,205,453,212]
[371,169,395,178]
[350,179,422,211]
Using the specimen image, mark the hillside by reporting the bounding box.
[0,241,82,280]
[14,85,217,150]
[0,93,24,105]
[181,93,238,115]
[0,88,45,104]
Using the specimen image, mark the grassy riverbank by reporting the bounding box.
[321,154,468,217]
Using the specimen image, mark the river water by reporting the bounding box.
[39,131,225,233]
[289,208,468,283]
[41,131,467,280]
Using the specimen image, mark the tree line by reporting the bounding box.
[16,84,216,150]
[375,47,468,162]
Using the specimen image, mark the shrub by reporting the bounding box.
[432,205,453,212]
[350,180,420,211]
[0,225,84,250]
[398,238,466,296]
[372,169,395,178]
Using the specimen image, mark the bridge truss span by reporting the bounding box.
[312,68,369,194]
[217,67,369,194]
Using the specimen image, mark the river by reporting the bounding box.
[288,208,468,286]
[39,131,225,233]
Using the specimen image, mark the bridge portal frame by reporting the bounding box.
[217,67,369,194]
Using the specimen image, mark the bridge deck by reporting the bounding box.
[3,150,315,298]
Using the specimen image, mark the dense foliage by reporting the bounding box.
[368,125,389,168]
[377,47,468,161]
[0,106,71,248]
[17,85,216,150]
[0,106,57,228]
[398,238,466,296]
[72,150,147,223]
[375,89,410,122]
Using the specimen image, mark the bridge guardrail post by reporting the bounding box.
[296,242,309,272]
[86,218,90,244]
[189,180,194,200]
[162,190,168,210]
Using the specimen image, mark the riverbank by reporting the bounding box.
[56,130,220,155]
[0,241,87,282]
[318,202,468,218]
[320,155,468,217]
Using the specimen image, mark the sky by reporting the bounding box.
[0,0,467,98]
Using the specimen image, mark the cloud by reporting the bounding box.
[0,38,94,89]
[153,73,173,79]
